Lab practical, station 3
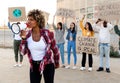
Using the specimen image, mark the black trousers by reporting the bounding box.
[81,52,93,67]
[14,40,23,62]
[30,62,55,83]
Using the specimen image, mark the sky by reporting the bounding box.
[0,0,57,26]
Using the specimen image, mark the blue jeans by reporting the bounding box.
[99,43,110,68]
[67,41,77,65]
[57,43,65,64]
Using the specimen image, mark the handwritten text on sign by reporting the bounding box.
[76,36,98,54]
[56,8,75,18]
[95,2,120,21]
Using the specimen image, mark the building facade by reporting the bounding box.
[56,0,120,51]
[57,0,120,23]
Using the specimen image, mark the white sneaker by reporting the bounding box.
[13,64,18,67]
[88,68,92,72]
[80,67,86,71]
[65,65,70,69]
[18,64,22,67]
[72,66,77,70]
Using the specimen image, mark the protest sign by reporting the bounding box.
[95,2,120,21]
[76,36,98,54]
[8,7,26,22]
[56,8,75,18]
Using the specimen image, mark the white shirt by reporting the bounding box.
[27,36,47,61]
[14,33,22,40]
[93,23,113,43]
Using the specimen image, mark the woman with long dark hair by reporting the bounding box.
[80,15,94,72]
[65,22,77,69]
[52,16,66,68]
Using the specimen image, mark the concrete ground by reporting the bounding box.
[0,48,120,83]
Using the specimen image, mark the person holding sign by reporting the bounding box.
[8,21,26,67]
[65,22,77,69]
[93,19,113,73]
[52,16,66,68]
[20,9,60,83]
[114,20,120,54]
[79,15,94,72]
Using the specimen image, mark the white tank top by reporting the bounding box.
[27,35,46,61]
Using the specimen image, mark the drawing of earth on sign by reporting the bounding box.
[13,9,22,18]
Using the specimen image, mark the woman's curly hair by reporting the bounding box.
[27,9,45,29]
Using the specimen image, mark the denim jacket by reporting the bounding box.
[66,29,77,41]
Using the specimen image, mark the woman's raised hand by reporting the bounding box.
[20,30,27,39]
[82,15,85,20]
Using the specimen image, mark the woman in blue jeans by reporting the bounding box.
[65,22,77,69]
[52,16,66,68]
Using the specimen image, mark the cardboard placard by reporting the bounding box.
[76,36,98,54]
[8,7,26,22]
[95,2,120,21]
[56,8,75,18]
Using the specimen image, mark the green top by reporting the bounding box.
[114,25,120,36]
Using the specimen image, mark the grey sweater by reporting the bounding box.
[53,24,67,44]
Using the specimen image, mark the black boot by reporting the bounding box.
[106,68,111,73]
[97,67,104,72]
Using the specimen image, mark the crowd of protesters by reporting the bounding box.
[8,8,120,83]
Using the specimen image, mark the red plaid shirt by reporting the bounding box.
[20,29,60,73]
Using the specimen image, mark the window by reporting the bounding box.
[87,7,93,13]
[87,13,93,19]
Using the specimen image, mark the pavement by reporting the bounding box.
[0,48,120,83]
